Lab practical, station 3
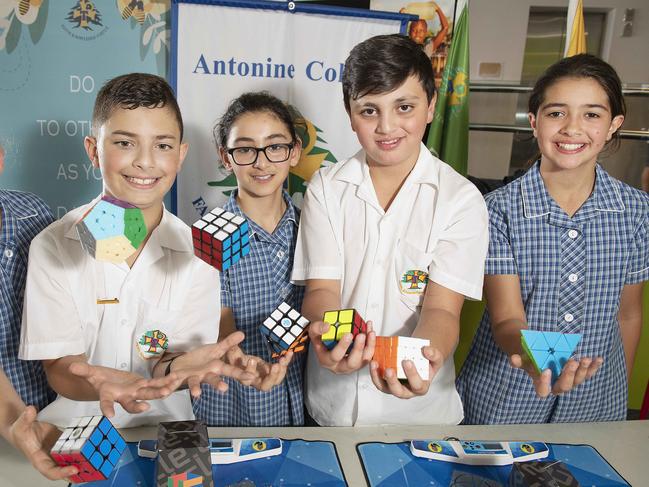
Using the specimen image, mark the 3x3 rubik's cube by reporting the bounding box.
[76,195,147,263]
[192,207,250,271]
[260,302,310,358]
[50,415,126,483]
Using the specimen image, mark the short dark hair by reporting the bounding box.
[213,91,297,150]
[529,54,625,147]
[92,73,184,140]
[342,34,435,112]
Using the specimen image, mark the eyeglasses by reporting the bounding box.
[226,143,294,166]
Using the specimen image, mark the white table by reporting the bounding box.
[1,421,647,486]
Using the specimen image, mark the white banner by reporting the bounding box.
[172,0,411,222]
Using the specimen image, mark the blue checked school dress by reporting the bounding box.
[192,190,305,426]
[0,190,57,410]
[456,162,649,424]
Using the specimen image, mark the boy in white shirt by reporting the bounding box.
[19,73,252,427]
[292,34,488,426]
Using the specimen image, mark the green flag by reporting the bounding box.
[426,1,469,175]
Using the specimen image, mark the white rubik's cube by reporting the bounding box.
[192,207,250,271]
[260,302,310,358]
[50,415,126,483]
[373,336,430,380]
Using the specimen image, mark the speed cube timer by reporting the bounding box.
[521,330,581,381]
[192,207,250,271]
[321,309,368,351]
[50,415,126,483]
[373,336,430,380]
[76,195,147,263]
[260,302,310,358]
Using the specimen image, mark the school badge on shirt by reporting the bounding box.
[400,270,429,294]
[136,329,169,359]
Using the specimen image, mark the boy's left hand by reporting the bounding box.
[369,345,444,399]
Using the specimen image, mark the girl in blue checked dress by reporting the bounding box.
[457,54,648,423]
[192,92,306,426]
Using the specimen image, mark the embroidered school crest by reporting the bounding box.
[400,270,429,294]
[136,329,169,359]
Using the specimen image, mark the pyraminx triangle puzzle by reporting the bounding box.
[50,415,126,483]
[520,330,581,381]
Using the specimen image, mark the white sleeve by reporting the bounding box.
[19,230,86,360]
[167,257,220,351]
[291,172,342,284]
[428,185,489,301]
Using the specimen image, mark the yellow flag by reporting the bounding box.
[564,0,587,56]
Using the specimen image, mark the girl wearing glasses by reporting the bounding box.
[192,92,306,426]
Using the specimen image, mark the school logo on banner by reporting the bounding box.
[63,0,108,39]
[448,68,467,111]
[401,269,429,294]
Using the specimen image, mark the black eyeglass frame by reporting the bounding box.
[225,143,295,166]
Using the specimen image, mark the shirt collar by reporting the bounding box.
[332,143,441,188]
[521,161,625,220]
[0,190,43,221]
[225,189,298,240]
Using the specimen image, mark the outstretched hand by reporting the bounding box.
[9,406,78,481]
[369,345,445,399]
[510,354,603,397]
[308,320,375,374]
[225,346,293,392]
[69,362,181,417]
[167,331,257,398]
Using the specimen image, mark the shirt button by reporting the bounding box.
[564,313,574,323]
[277,250,285,258]
[568,229,579,239]
[568,273,578,283]
[120,362,128,369]
[121,319,127,326]
[4,249,13,258]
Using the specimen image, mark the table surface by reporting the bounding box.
[1,420,647,486]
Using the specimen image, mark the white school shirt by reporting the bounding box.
[19,198,220,428]
[292,144,488,426]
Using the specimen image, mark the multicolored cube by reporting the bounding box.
[321,309,368,351]
[373,336,430,380]
[76,195,146,263]
[50,415,126,483]
[520,330,581,382]
[167,471,205,487]
[191,207,250,271]
[260,302,310,358]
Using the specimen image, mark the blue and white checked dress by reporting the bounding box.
[457,163,649,424]
[193,190,305,426]
[0,190,56,410]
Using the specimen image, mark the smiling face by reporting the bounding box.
[348,74,435,173]
[529,76,624,174]
[220,110,300,202]
[84,106,187,223]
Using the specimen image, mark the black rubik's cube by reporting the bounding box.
[192,207,250,271]
[260,302,310,358]
[50,415,126,483]
[321,308,368,350]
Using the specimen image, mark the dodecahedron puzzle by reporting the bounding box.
[373,336,430,380]
[156,420,213,487]
[260,302,310,358]
[76,195,147,263]
[192,207,250,271]
[50,415,126,484]
[321,309,368,351]
[520,330,581,381]
[509,460,580,487]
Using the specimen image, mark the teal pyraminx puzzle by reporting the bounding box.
[520,330,581,381]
